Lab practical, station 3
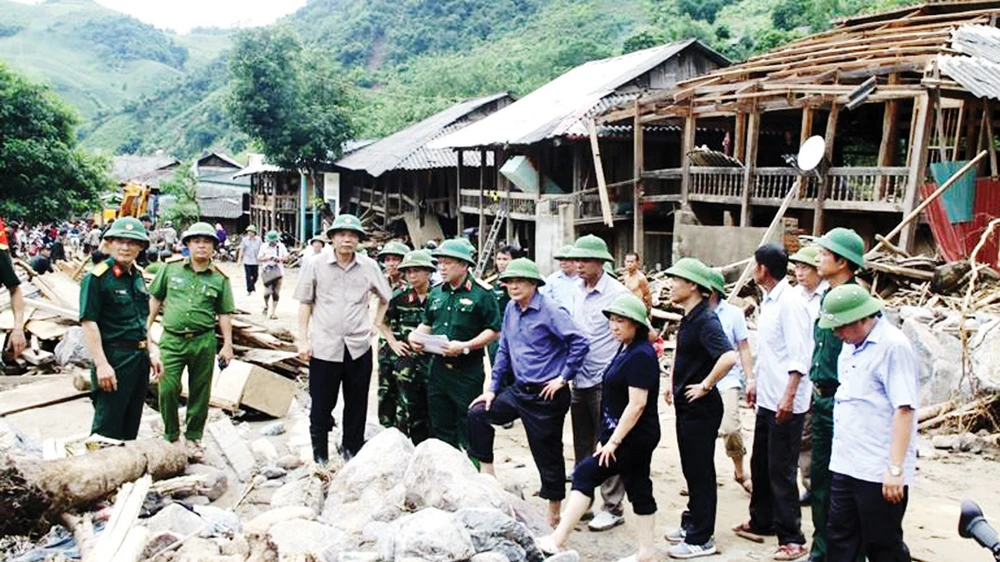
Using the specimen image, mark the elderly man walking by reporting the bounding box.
[734,244,813,561]
[295,214,392,463]
[468,258,589,527]
[566,234,629,531]
[408,238,500,451]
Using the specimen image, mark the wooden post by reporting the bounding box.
[680,110,696,204]
[456,150,464,235]
[800,106,814,144]
[500,147,512,244]
[877,94,900,201]
[900,92,934,251]
[633,101,645,255]
[479,148,486,255]
[586,120,614,227]
[734,111,747,162]
[985,101,998,176]
[814,103,839,236]
[740,109,761,226]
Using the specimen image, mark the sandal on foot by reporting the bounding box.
[732,521,768,543]
[774,543,809,561]
[734,473,752,494]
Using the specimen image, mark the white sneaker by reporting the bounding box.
[587,510,625,531]
[665,527,687,544]
[668,540,718,559]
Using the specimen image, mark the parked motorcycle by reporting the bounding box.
[960,500,1000,560]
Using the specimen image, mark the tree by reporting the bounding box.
[158,164,200,230]
[227,26,356,172]
[0,62,110,222]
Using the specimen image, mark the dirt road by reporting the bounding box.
[228,262,999,562]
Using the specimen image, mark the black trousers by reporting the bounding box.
[749,407,807,545]
[308,349,372,457]
[244,264,258,293]
[571,437,658,515]
[676,394,724,545]
[467,383,571,500]
[828,473,911,562]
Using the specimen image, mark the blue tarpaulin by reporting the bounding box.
[930,160,977,224]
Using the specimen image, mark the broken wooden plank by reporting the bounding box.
[206,418,256,482]
[24,298,79,321]
[0,377,88,416]
[25,318,72,341]
[586,119,614,227]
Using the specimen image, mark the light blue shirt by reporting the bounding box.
[755,278,814,414]
[542,269,578,311]
[830,317,920,485]
[714,300,749,391]
[572,272,629,389]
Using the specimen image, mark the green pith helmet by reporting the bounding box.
[554,244,576,260]
[665,257,715,293]
[378,240,410,258]
[499,258,546,286]
[567,234,614,262]
[181,222,219,246]
[603,261,617,278]
[103,217,150,246]
[789,245,822,269]
[245,225,258,233]
[326,214,366,238]
[602,293,653,331]
[818,284,883,329]
[399,249,436,271]
[813,227,865,268]
[265,230,280,242]
[706,267,726,297]
[432,238,476,266]
[309,235,326,245]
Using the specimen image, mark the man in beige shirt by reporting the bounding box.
[295,214,392,463]
[623,252,652,312]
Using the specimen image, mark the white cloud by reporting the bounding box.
[92,0,309,33]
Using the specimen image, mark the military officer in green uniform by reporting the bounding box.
[378,249,436,443]
[409,238,501,450]
[79,218,159,440]
[808,227,864,562]
[147,222,236,458]
[0,239,26,359]
[376,240,412,427]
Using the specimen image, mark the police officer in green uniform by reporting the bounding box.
[378,249,436,443]
[80,218,159,440]
[376,240,411,428]
[0,241,26,359]
[147,222,236,458]
[409,238,501,450]
[808,227,864,562]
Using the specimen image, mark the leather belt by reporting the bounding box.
[164,328,213,340]
[104,339,147,350]
[516,382,544,394]
[813,384,838,398]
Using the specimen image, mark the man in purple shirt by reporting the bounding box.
[468,258,589,527]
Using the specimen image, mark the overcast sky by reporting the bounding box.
[18,0,309,33]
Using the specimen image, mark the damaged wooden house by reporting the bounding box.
[597,1,1000,266]
[430,39,730,270]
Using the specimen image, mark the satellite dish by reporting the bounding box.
[797,135,827,172]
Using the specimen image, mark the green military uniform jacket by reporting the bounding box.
[149,259,236,333]
[809,278,859,388]
[387,285,432,382]
[80,258,148,341]
[424,273,501,372]
[0,247,20,289]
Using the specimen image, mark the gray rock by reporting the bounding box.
[456,508,542,562]
[972,318,1000,394]
[277,454,304,470]
[193,505,242,537]
[251,438,280,463]
[326,427,414,506]
[183,495,211,507]
[143,504,205,537]
[898,306,935,324]
[338,552,380,562]
[244,506,317,535]
[261,465,288,479]
[325,483,407,537]
[260,421,286,436]
[403,439,514,514]
[902,318,965,404]
[472,553,512,562]
[269,519,352,562]
[184,464,229,501]
[173,536,222,561]
[141,531,181,559]
[389,508,476,562]
[933,434,962,450]
[543,552,580,562]
[271,475,325,512]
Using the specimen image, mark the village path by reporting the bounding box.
[225,262,1000,562]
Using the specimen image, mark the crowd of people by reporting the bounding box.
[0,210,919,562]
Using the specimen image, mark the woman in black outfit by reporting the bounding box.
[537,293,660,562]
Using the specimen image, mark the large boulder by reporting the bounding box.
[403,439,513,514]
[142,504,205,537]
[271,474,325,512]
[268,518,353,562]
[244,506,317,535]
[455,508,544,562]
[325,427,414,505]
[901,317,965,404]
[972,318,1000,394]
[383,508,476,562]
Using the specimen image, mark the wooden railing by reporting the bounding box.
[458,189,537,218]
[690,167,744,198]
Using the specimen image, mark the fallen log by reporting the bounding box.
[0,439,186,536]
[918,399,956,423]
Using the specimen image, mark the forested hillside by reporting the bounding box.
[0,0,918,159]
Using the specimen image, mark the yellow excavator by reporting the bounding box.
[98,182,152,225]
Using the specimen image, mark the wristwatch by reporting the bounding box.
[888,464,903,477]
[462,344,470,355]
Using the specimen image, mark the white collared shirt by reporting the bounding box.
[796,280,829,324]
[755,278,814,413]
[572,272,628,389]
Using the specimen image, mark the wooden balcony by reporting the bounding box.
[459,189,538,221]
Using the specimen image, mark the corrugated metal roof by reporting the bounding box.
[196,183,246,219]
[112,155,179,183]
[940,25,1000,100]
[395,123,494,170]
[336,92,511,177]
[429,40,720,149]
[232,153,286,178]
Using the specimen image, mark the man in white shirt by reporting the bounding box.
[734,244,813,562]
[541,244,578,311]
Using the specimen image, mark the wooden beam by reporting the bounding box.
[986,101,998,176]
[800,105,814,144]
[586,120,614,227]
[478,148,486,255]
[729,177,802,303]
[814,103,839,235]
[734,111,747,162]
[900,92,933,251]
[740,109,761,226]
[456,150,464,235]
[633,101,645,254]
[877,75,901,201]
[680,111,696,204]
